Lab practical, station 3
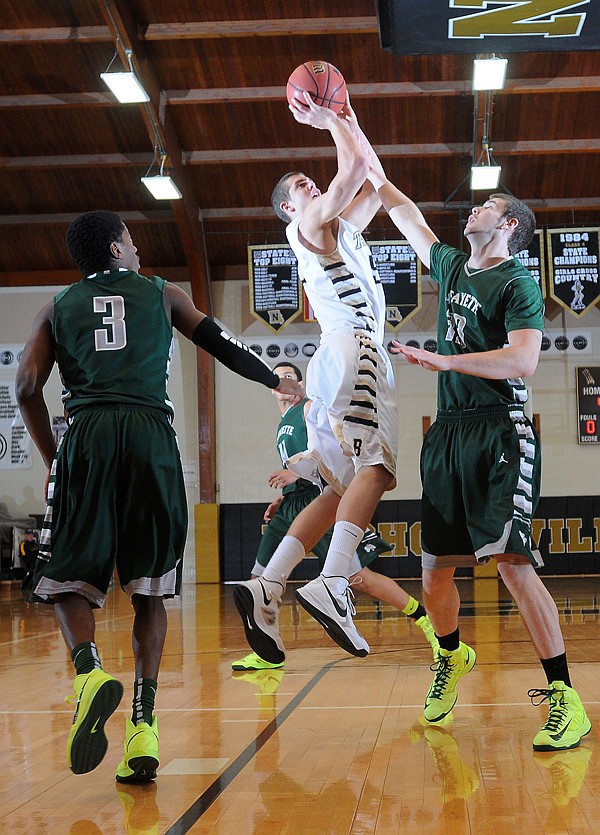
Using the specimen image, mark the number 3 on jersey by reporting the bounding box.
[94,295,127,351]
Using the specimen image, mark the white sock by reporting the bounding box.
[322,521,365,578]
[262,536,305,584]
[348,551,362,575]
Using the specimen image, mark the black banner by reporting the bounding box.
[221,496,600,581]
[514,229,546,296]
[377,0,599,55]
[576,367,600,445]
[370,240,422,329]
[547,228,600,317]
[248,245,301,332]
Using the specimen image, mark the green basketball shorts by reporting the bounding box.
[420,406,542,569]
[34,405,187,607]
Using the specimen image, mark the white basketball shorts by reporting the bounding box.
[287,330,397,495]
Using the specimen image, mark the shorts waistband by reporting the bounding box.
[68,403,171,418]
[436,404,525,422]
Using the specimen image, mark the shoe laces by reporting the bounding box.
[324,575,358,616]
[345,584,357,617]
[428,654,458,699]
[260,577,283,605]
[528,685,568,731]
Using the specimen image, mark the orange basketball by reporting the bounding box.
[286,61,347,113]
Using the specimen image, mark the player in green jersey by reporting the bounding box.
[366,177,590,752]
[15,210,302,781]
[232,361,438,672]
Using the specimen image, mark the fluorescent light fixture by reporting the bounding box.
[470,165,501,190]
[141,175,182,200]
[101,71,150,103]
[473,57,508,91]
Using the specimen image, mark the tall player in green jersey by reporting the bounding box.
[232,361,438,672]
[15,210,302,782]
[366,178,590,752]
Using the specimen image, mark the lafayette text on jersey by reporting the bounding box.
[429,243,545,412]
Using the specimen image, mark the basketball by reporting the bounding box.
[286,61,347,113]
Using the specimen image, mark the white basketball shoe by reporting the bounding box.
[295,575,369,657]
[233,578,286,664]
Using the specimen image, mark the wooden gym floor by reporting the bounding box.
[1,576,599,834]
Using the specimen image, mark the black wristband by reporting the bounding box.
[192,318,279,389]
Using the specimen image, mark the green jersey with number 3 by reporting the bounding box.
[53,269,174,418]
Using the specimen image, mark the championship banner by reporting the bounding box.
[248,245,301,333]
[514,229,546,297]
[0,345,32,470]
[546,228,600,317]
[377,0,598,55]
[370,240,422,329]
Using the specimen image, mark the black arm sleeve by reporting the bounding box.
[192,317,279,389]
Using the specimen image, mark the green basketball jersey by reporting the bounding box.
[275,398,316,497]
[53,269,174,418]
[429,242,544,412]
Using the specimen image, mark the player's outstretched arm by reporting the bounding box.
[368,175,439,269]
[392,328,541,379]
[166,283,302,399]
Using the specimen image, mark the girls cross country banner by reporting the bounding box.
[547,228,600,317]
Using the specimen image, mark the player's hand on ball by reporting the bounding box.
[290,92,336,129]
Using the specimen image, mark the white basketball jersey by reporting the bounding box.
[286,217,386,343]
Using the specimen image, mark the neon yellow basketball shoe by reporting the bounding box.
[116,716,159,783]
[424,642,476,723]
[530,681,591,752]
[66,669,123,774]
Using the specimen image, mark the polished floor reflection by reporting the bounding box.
[1,577,598,833]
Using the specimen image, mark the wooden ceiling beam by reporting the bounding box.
[0,153,151,169]
[2,138,597,172]
[0,93,114,108]
[198,198,600,219]
[0,26,111,43]
[2,77,596,111]
[164,76,600,103]
[142,18,379,39]
[1,197,598,230]
[0,18,379,44]
[0,210,173,225]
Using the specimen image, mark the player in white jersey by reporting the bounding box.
[233,93,398,659]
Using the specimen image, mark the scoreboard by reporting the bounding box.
[576,367,600,444]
